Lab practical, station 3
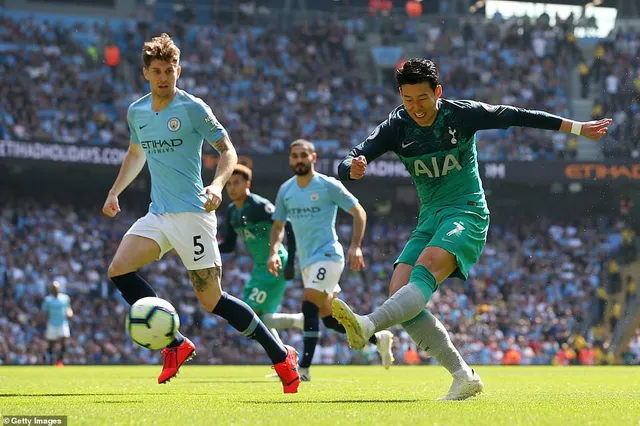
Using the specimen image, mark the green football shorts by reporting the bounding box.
[243,254,288,314]
[395,206,490,280]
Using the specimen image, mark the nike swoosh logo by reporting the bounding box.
[139,125,148,129]
[193,254,205,262]
[441,238,453,243]
[401,141,416,148]
[286,378,300,386]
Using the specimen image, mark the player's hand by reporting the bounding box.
[578,118,613,140]
[200,184,223,212]
[283,261,295,280]
[102,192,120,217]
[350,156,367,180]
[347,245,365,271]
[267,253,282,277]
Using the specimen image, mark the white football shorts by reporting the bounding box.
[301,260,344,294]
[125,211,221,271]
[45,324,70,340]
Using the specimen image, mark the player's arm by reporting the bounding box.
[192,101,238,211]
[267,186,289,276]
[462,101,612,139]
[338,119,397,181]
[283,221,296,280]
[218,208,237,253]
[209,134,238,191]
[109,142,146,196]
[328,179,366,271]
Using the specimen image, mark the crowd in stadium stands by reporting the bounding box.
[586,28,640,159]
[4,10,637,160]
[1,198,638,367]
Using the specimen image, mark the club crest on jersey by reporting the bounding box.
[448,127,458,145]
[167,117,181,132]
[310,193,320,202]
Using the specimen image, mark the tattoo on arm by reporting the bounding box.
[212,136,231,154]
[188,266,221,292]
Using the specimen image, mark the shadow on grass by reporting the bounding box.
[93,400,144,404]
[0,393,146,397]
[247,399,420,404]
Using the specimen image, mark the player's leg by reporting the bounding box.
[188,266,299,392]
[169,212,299,392]
[108,214,186,349]
[387,263,480,399]
[245,270,304,331]
[318,292,395,369]
[57,323,71,366]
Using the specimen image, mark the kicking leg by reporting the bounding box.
[191,267,299,393]
[320,293,395,370]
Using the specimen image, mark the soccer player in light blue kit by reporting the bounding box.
[267,139,394,381]
[102,33,300,392]
[42,281,73,366]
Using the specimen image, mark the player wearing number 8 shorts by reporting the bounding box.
[267,139,395,381]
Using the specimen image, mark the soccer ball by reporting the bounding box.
[126,297,180,350]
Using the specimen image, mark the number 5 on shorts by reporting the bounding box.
[193,235,205,262]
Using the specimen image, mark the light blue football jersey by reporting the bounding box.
[127,89,227,214]
[273,173,358,270]
[42,294,71,327]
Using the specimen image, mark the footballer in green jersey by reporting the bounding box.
[219,165,303,331]
[332,58,612,400]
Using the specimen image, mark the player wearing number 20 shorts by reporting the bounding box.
[267,139,395,382]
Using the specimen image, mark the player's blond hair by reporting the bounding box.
[142,33,181,68]
[289,139,315,153]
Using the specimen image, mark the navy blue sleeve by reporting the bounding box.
[455,100,563,133]
[338,118,397,181]
[218,207,237,253]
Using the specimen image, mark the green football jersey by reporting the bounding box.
[339,99,563,217]
[219,193,287,265]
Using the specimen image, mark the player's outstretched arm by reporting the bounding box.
[102,141,146,217]
[346,203,367,271]
[267,221,286,277]
[464,101,612,140]
[201,135,238,212]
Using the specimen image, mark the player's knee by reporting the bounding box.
[416,247,450,272]
[108,258,129,278]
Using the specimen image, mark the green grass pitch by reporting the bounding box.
[1,366,639,425]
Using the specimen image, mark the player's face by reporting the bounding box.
[400,83,443,126]
[143,59,181,98]
[289,147,316,176]
[225,174,250,201]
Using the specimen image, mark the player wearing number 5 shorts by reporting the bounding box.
[267,139,395,382]
[219,165,304,334]
[103,33,299,393]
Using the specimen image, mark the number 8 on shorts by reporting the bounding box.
[301,261,344,294]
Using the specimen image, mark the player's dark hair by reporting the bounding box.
[289,139,315,154]
[395,58,439,90]
[142,33,181,68]
[232,164,252,182]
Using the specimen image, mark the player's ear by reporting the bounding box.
[435,85,443,99]
[176,65,182,79]
[142,67,149,81]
